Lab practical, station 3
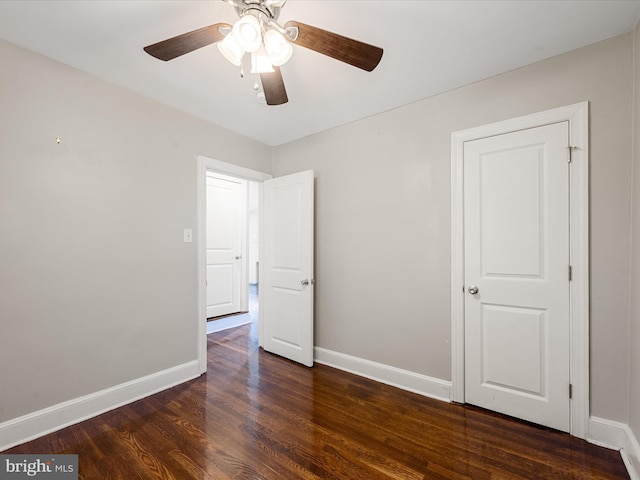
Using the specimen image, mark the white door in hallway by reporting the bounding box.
[262,170,314,367]
[464,122,571,431]
[206,173,246,318]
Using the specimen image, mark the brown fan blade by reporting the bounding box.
[284,20,383,72]
[144,23,231,61]
[260,67,288,106]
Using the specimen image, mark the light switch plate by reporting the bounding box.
[183,228,193,243]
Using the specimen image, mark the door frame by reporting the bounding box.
[450,102,589,438]
[196,155,272,374]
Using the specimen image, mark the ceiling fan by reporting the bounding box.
[143,0,383,106]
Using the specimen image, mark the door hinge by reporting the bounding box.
[567,146,578,163]
[568,265,572,281]
[569,383,573,399]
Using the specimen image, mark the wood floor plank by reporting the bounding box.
[3,323,629,479]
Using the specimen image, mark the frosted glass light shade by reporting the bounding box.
[218,33,244,66]
[233,15,262,53]
[263,29,293,66]
[251,49,275,73]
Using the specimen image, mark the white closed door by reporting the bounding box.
[206,173,246,318]
[464,122,570,431]
[262,170,314,367]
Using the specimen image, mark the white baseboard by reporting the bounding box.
[589,416,640,480]
[314,347,451,402]
[0,360,200,452]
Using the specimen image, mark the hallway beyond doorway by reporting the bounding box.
[207,284,258,334]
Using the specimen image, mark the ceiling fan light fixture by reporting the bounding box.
[144,0,384,107]
[251,48,275,73]
[217,33,244,66]
[263,28,292,66]
[233,15,262,52]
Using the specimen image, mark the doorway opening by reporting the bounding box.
[206,179,260,334]
[196,155,272,374]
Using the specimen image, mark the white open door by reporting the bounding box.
[206,173,246,318]
[463,122,570,431]
[261,170,314,367]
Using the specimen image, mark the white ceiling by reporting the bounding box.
[0,1,639,146]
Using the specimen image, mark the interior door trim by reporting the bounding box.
[450,102,589,439]
[196,155,272,374]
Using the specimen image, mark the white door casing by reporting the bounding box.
[262,170,315,367]
[451,103,589,438]
[206,173,246,318]
[463,122,570,431]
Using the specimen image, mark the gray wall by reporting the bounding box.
[0,39,271,422]
[629,23,640,470]
[2,26,638,433]
[272,34,634,422]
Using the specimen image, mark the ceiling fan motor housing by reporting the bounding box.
[232,0,282,22]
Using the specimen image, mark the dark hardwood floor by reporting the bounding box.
[5,322,629,479]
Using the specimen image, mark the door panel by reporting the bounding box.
[464,122,570,431]
[479,147,543,277]
[206,174,246,318]
[480,304,546,395]
[262,170,314,367]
